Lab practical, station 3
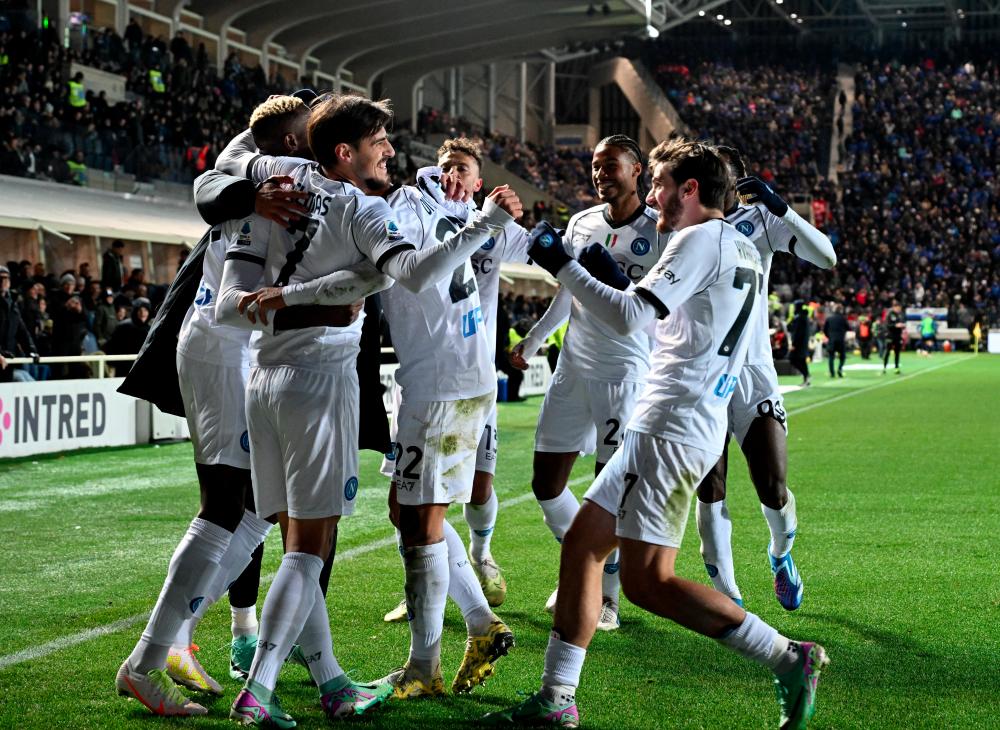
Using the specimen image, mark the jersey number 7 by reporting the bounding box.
[717,266,761,357]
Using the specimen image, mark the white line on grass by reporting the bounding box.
[0,478,585,671]
[0,356,974,671]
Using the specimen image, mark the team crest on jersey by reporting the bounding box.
[385,220,403,241]
[237,220,252,245]
[630,237,651,256]
[240,430,250,453]
[194,283,213,307]
[481,237,496,251]
[344,476,359,501]
[735,220,755,237]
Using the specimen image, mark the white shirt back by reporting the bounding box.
[380,186,494,401]
[726,203,794,365]
[560,203,668,382]
[628,219,765,452]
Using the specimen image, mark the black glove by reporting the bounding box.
[527,221,572,276]
[736,176,788,217]
[578,243,631,290]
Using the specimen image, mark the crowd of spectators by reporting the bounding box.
[0,17,294,186]
[0,241,167,382]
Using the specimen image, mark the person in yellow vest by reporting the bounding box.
[545,320,568,373]
[66,151,88,186]
[149,68,165,93]
[68,72,86,108]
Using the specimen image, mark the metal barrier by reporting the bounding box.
[5,354,138,379]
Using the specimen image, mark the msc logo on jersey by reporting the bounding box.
[462,306,484,338]
[481,237,496,251]
[630,237,651,256]
[240,430,250,453]
[238,220,252,245]
[194,283,213,307]
[344,476,358,501]
[385,220,403,241]
[735,221,755,237]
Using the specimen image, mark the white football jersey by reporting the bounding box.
[726,203,795,365]
[560,204,668,382]
[380,185,495,401]
[227,162,405,369]
[628,219,765,453]
[472,223,532,356]
[177,224,251,366]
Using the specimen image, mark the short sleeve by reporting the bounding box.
[633,226,720,318]
[223,216,270,266]
[351,196,416,271]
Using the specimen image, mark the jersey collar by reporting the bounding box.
[601,200,646,229]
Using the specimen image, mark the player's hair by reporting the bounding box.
[716,145,747,178]
[596,134,643,167]
[249,96,308,154]
[437,137,483,169]
[307,95,393,168]
[648,138,731,211]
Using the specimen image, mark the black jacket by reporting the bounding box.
[0,292,35,357]
[823,313,848,343]
[101,249,125,292]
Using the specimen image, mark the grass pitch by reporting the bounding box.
[1,352,998,729]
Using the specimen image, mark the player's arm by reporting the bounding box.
[736,176,836,268]
[511,286,571,369]
[360,188,521,294]
[194,169,308,228]
[215,220,272,332]
[214,128,310,182]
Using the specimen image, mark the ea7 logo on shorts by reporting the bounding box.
[735,220,755,237]
[756,398,787,425]
[713,374,739,399]
[385,220,403,241]
[344,476,358,501]
[238,220,252,245]
[631,237,651,256]
[240,431,250,453]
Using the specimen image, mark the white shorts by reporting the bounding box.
[728,363,788,446]
[584,429,719,548]
[535,369,643,464]
[388,391,495,506]
[475,404,499,475]
[177,350,250,469]
[245,365,360,520]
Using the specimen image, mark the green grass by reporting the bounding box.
[1,352,998,728]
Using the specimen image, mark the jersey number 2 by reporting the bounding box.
[718,267,760,356]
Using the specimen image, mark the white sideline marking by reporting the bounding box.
[0,476,588,671]
[0,356,974,671]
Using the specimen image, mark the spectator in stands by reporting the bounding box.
[67,149,87,185]
[51,292,88,379]
[122,267,145,296]
[104,296,150,373]
[93,288,118,348]
[0,264,37,382]
[101,239,125,291]
[823,303,848,378]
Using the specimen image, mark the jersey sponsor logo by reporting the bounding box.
[462,306,484,338]
[617,260,647,282]
[194,283,213,307]
[385,220,403,241]
[240,430,250,453]
[630,237,651,256]
[481,237,496,251]
[344,476,358,501]
[713,374,739,399]
[655,266,682,285]
[189,596,204,614]
[237,220,252,245]
[735,220,755,237]
[472,257,493,275]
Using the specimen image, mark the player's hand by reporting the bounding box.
[441,171,472,203]
[255,176,308,228]
[736,176,788,217]
[337,300,365,326]
[487,185,523,220]
[578,243,631,290]
[527,221,572,276]
[0,354,6,370]
[238,287,286,325]
[509,342,530,371]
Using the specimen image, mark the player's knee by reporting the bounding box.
[620,567,656,610]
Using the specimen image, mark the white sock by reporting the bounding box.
[172,510,273,649]
[696,499,743,600]
[601,550,620,605]
[540,632,586,703]
[763,490,798,558]
[464,489,498,562]
[443,520,494,635]
[296,583,344,688]
[717,612,799,674]
[538,489,580,543]
[248,552,323,692]
[231,605,258,638]
[403,541,449,673]
[128,518,232,673]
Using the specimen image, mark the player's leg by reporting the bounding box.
[894,340,902,372]
[695,443,743,604]
[465,407,505,606]
[882,339,891,371]
[837,342,846,376]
